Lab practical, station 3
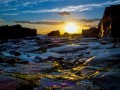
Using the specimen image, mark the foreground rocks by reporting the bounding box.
[0,35,120,90]
[0,76,39,90]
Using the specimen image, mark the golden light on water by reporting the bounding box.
[65,22,79,34]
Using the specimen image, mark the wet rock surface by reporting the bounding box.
[0,35,120,90]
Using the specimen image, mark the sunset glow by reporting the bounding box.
[65,23,79,34]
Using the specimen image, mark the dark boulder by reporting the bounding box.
[98,4,120,38]
[9,50,21,56]
[18,61,29,64]
[34,56,44,63]
[63,32,70,37]
[82,27,100,38]
[4,57,20,65]
[6,58,17,64]
[47,30,60,36]
[0,76,39,90]
[0,24,37,39]
[4,56,20,64]
[0,57,5,63]
[46,56,56,61]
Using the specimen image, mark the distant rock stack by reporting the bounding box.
[82,27,100,38]
[98,4,120,38]
[0,25,37,39]
[63,32,70,37]
[47,30,60,36]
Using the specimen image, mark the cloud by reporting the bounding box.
[58,11,71,16]
[0,18,4,24]
[23,0,120,13]
[73,18,100,28]
[0,0,17,4]
[19,0,63,8]
[0,0,63,11]
[2,13,19,15]
[14,20,64,25]
[0,8,17,11]
[75,18,100,23]
[23,6,91,13]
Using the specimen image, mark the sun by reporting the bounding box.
[65,23,78,34]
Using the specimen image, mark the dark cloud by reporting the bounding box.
[58,11,71,16]
[74,18,100,27]
[74,18,100,23]
[73,18,100,28]
[84,24,97,27]
[14,21,64,25]
[80,18,100,23]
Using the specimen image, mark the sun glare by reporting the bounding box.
[65,23,78,34]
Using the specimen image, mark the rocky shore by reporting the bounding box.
[0,35,120,90]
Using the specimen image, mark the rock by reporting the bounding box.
[0,24,37,39]
[0,57,5,63]
[50,44,88,53]
[39,46,47,53]
[93,71,120,90]
[39,78,61,89]
[19,61,29,64]
[9,50,21,56]
[56,57,64,61]
[47,30,60,36]
[6,58,16,64]
[0,76,19,90]
[0,76,38,90]
[60,82,74,87]
[63,32,70,37]
[2,56,21,64]
[11,40,21,43]
[98,4,120,39]
[55,59,83,69]
[82,27,100,38]
[73,59,84,66]
[64,86,87,90]
[0,69,4,74]
[38,78,75,90]
[35,56,44,63]
[84,47,120,65]
[46,56,56,61]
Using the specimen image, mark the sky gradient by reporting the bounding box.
[0,0,120,34]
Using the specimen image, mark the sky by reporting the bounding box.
[0,0,120,34]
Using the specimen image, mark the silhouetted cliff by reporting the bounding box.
[0,25,37,39]
[98,4,120,38]
[82,27,100,38]
[47,30,60,36]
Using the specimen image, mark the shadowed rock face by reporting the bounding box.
[82,27,100,38]
[0,25,37,39]
[98,4,120,38]
[47,30,60,36]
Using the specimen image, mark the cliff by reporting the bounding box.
[98,4,120,38]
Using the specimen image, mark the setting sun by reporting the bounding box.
[65,23,79,34]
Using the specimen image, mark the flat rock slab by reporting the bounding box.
[0,76,31,90]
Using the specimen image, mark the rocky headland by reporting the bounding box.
[0,25,37,39]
